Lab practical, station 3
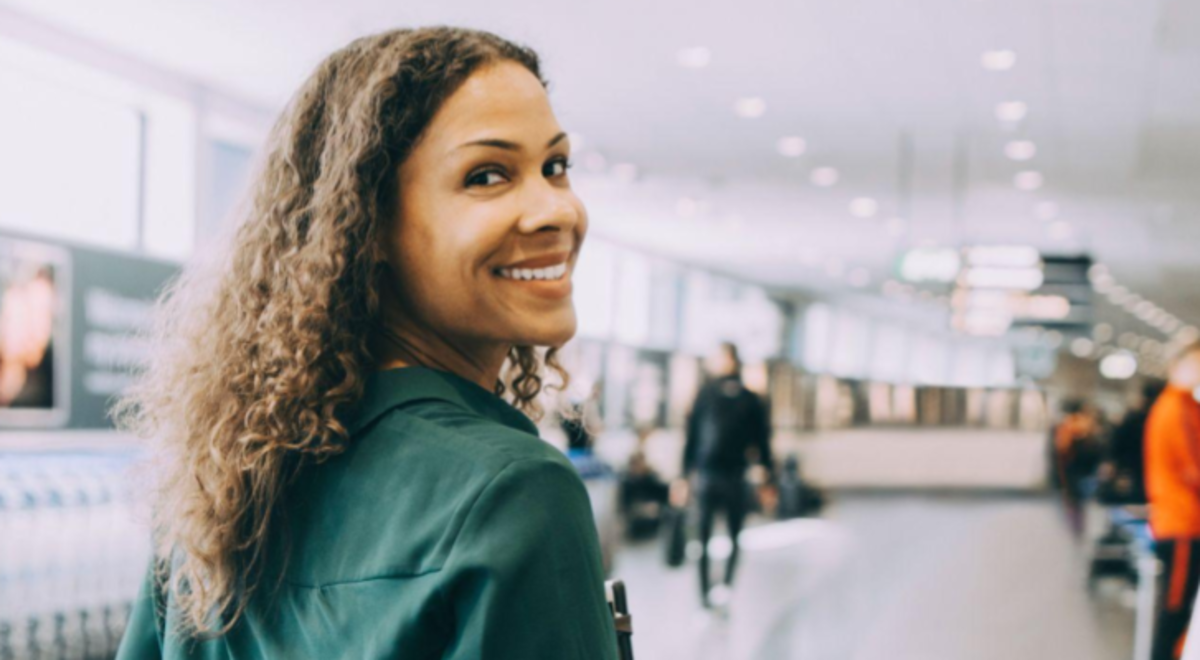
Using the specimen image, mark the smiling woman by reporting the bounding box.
[113,26,617,660]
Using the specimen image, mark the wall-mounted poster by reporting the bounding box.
[0,231,180,429]
[0,237,70,426]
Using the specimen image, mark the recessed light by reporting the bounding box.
[1100,351,1138,380]
[1014,171,1044,191]
[1005,140,1037,161]
[735,97,766,118]
[677,47,711,69]
[849,197,879,218]
[981,50,1017,71]
[995,101,1028,123]
[777,136,807,157]
[1070,337,1094,358]
[810,167,839,187]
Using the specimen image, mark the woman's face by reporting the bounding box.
[385,61,586,352]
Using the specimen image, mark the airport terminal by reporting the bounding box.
[1,1,1200,659]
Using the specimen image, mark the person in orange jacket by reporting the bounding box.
[1146,341,1200,660]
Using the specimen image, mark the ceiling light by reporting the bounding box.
[900,247,961,283]
[1071,337,1095,358]
[1018,295,1071,320]
[849,197,879,218]
[965,245,1041,268]
[810,167,839,187]
[735,97,766,118]
[677,47,712,69]
[1014,171,1044,191]
[777,136,807,157]
[1047,221,1073,241]
[995,101,1028,123]
[1100,351,1138,380]
[981,50,1017,71]
[1005,140,1037,161]
[1033,201,1059,221]
[1092,324,1112,343]
[963,267,1045,290]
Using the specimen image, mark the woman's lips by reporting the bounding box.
[492,261,572,300]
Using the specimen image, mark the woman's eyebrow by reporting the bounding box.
[454,132,568,153]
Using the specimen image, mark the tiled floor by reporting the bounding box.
[610,494,1136,660]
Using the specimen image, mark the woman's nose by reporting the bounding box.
[517,179,581,234]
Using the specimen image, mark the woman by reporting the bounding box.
[115,27,618,659]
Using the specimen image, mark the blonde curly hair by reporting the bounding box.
[113,26,568,639]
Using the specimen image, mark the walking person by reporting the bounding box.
[672,342,776,610]
[114,27,618,659]
[1147,341,1200,660]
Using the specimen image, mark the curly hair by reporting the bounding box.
[112,26,569,639]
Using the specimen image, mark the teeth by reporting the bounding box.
[497,263,568,281]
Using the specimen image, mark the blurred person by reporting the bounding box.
[619,425,670,540]
[113,28,619,659]
[1098,382,1164,504]
[1146,341,1200,660]
[1053,399,1101,538]
[673,342,776,609]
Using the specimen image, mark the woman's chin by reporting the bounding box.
[511,313,577,348]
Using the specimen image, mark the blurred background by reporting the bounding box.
[2,1,1199,658]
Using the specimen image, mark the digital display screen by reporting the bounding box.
[0,236,70,426]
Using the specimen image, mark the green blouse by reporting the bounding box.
[117,366,619,659]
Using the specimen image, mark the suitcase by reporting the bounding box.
[661,506,687,568]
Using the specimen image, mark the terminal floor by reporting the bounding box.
[610,494,1135,660]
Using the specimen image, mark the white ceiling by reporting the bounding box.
[4,0,1199,335]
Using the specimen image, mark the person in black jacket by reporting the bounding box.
[673,342,776,609]
[1100,382,1163,504]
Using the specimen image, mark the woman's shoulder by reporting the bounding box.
[367,398,573,474]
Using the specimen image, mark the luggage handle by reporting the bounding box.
[604,579,635,660]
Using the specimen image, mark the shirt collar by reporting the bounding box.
[341,366,538,437]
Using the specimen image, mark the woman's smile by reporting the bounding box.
[491,251,574,299]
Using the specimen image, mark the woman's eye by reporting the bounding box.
[545,157,572,178]
[465,168,508,188]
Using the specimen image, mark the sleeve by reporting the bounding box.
[438,458,620,660]
[751,393,776,482]
[116,560,165,660]
[683,388,706,476]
